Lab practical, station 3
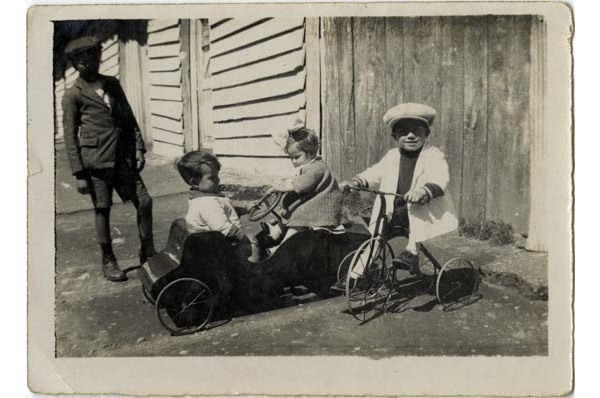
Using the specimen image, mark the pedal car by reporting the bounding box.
[138,191,369,335]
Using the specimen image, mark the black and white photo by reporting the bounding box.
[27,2,573,396]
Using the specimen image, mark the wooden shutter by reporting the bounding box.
[53,77,66,139]
[99,34,119,78]
[208,18,307,172]
[147,20,185,157]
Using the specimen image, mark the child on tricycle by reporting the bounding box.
[336,102,459,286]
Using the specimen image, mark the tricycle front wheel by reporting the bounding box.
[345,238,393,322]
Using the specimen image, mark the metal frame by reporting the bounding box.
[342,188,480,320]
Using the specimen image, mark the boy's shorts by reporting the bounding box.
[86,162,149,209]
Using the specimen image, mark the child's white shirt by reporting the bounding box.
[356,142,459,242]
[185,194,245,240]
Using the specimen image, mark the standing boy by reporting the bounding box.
[62,36,156,282]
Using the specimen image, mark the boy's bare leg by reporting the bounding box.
[405,236,418,255]
[95,207,127,281]
[246,234,263,263]
[267,221,284,242]
[95,207,112,246]
[398,235,420,275]
[266,227,300,255]
[133,194,156,264]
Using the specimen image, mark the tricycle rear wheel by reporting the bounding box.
[336,250,357,287]
[435,257,480,310]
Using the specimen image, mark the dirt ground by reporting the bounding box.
[55,192,547,357]
[54,144,548,357]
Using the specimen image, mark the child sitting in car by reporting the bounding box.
[176,150,263,263]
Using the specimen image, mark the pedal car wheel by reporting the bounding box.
[155,278,215,335]
[345,238,393,322]
[435,257,480,310]
[248,191,283,222]
[142,284,155,305]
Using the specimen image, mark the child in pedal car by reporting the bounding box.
[258,122,344,251]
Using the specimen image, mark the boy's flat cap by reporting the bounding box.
[383,103,436,129]
[64,36,101,56]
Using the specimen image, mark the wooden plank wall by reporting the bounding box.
[208,17,307,173]
[321,16,538,234]
[525,16,547,251]
[54,77,66,139]
[99,35,120,78]
[147,20,185,157]
[119,31,150,143]
[320,18,355,181]
[485,16,532,234]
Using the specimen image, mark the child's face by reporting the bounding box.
[71,47,101,81]
[392,119,430,152]
[287,143,313,168]
[195,164,220,193]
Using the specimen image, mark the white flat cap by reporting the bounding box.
[383,103,436,129]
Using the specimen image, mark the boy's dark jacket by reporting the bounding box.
[62,74,146,175]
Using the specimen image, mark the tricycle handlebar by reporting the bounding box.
[347,186,405,199]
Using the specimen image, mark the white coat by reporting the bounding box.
[355,142,459,242]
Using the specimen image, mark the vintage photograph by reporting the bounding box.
[28,2,573,396]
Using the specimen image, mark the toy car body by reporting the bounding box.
[138,218,369,334]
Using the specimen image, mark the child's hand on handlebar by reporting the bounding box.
[265,186,278,196]
[339,180,361,192]
[405,187,431,205]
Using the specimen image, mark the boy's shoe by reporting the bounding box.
[332,275,376,293]
[330,279,346,292]
[395,250,420,275]
[101,257,127,282]
[255,228,279,249]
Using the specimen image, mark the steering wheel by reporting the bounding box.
[248,191,284,222]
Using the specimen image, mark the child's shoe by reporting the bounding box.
[330,279,346,292]
[101,255,127,282]
[255,227,278,249]
[395,250,420,275]
[247,243,270,264]
[331,274,374,293]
